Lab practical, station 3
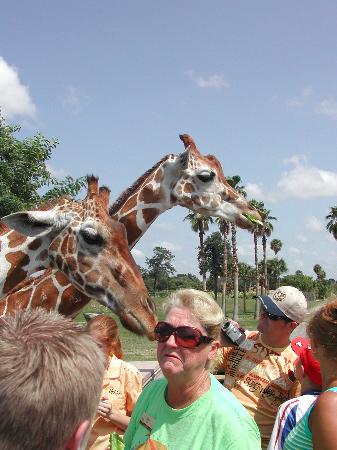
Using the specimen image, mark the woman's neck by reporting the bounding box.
[165,369,211,409]
[319,358,337,390]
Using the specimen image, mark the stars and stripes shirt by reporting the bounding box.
[267,391,320,450]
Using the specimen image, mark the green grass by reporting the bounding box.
[75,293,327,361]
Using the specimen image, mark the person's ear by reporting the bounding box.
[208,340,220,361]
[288,321,298,333]
[65,420,90,450]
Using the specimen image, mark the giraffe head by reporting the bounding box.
[171,134,261,229]
[2,176,157,337]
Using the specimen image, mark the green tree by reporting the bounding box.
[260,208,277,294]
[265,258,288,289]
[282,273,314,292]
[270,239,282,256]
[227,175,246,320]
[250,200,265,319]
[0,115,85,217]
[326,206,337,241]
[184,212,213,291]
[145,246,176,294]
[238,262,254,313]
[204,232,224,301]
[216,218,230,315]
[313,264,328,299]
[169,273,202,291]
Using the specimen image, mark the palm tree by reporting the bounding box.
[184,212,213,291]
[313,263,325,280]
[270,239,282,256]
[250,200,265,319]
[266,258,288,289]
[216,218,230,315]
[326,206,337,241]
[227,175,246,320]
[238,262,254,313]
[260,208,277,295]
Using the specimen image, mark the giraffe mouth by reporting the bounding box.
[118,309,156,339]
[242,212,263,226]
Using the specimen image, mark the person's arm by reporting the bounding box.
[310,390,337,450]
[125,368,143,416]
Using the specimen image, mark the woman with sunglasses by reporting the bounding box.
[85,315,142,450]
[284,297,337,450]
[124,289,261,450]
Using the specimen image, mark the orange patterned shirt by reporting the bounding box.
[86,355,142,450]
[213,331,300,450]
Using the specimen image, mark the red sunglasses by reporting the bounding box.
[154,321,213,348]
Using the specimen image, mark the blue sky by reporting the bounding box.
[1,1,337,280]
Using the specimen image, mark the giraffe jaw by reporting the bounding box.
[118,309,156,340]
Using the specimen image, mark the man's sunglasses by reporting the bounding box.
[261,306,292,322]
[154,321,213,348]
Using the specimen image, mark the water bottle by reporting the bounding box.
[221,321,246,346]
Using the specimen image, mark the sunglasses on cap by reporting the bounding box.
[154,321,213,348]
[261,306,292,322]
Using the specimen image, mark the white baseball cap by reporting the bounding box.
[257,286,307,323]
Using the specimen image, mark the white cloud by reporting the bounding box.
[237,245,249,257]
[306,216,323,233]
[153,222,174,231]
[286,86,313,109]
[286,98,303,108]
[0,57,37,119]
[277,165,337,199]
[296,234,308,242]
[46,163,67,179]
[245,183,265,200]
[294,259,304,268]
[63,84,81,115]
[157,241,181,251]
[302,86,314,97]
[283,154,307,166]
[131,248,145,259]
[315,97,337,120]
[184,70,229,89]
[289,247,301,254]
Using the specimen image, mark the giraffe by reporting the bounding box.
[110,134,261,248]
[0,176,156,336]
[0,134,260,329]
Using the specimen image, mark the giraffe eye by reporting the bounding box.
[80,229,104,246]
[197,171,215,182]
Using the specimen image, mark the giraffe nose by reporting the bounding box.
[141,295,156,314]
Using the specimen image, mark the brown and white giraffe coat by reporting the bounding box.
[0,134,261,336]
[0,177,156,336]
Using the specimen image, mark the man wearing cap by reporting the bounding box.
[213,286,307,450]
[267,336,322,450]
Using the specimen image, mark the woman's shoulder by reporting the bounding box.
[314,388,337,412]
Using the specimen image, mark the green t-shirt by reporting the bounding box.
[124,374,261,450]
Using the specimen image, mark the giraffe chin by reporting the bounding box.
[118,310,156,340]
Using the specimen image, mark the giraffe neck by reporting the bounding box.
[110,154,178,248]
[0,269,90,318]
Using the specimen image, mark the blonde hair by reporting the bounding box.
[163,289,224,340]
[0,308,105,450]
[307,296,337,360]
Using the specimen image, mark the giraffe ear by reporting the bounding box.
[2,210,72,237]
